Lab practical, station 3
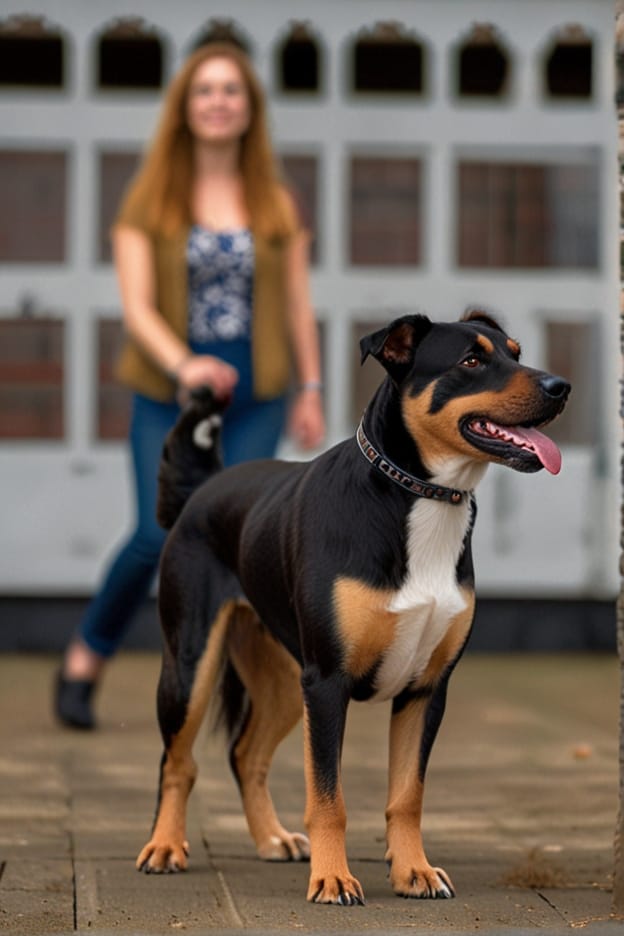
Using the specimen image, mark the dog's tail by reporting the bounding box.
[157,386,228,530]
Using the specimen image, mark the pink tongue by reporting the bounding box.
[505,425,562,475]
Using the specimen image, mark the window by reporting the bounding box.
[457,159,599,268]
[190,19,251,55]
[544,26,593,100]
[0,317,64,439]
[0,15,65,88]
[0,150,67,263]
[96,319,131,440]
[277,22,321,93]
[98,151,141,263]
[545,320,598,446]
[281,154,319,264]
[455,24,510,98]
[350,157,422,266]
[351,22,425,95]
[96,18,164,90]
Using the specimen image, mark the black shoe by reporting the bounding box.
[54,671,97,730]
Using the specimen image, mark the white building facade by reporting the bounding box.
[0,0,618,598]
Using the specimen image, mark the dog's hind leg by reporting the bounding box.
[226,605,309,861]
[136,596,236,874]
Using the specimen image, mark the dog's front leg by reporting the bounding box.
[302,668,364,905]
[385,685,455,899]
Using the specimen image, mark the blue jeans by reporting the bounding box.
[80,340,286,658]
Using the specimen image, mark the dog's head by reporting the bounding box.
[360,311,570,475]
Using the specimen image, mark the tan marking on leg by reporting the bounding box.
[384,597,473,898]
[333,578,395,678]
[385,698,454,899]
[137,601,235,873]
[303,708,364,904]
[227,606,309,861]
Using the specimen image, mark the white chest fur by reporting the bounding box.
[372,496,473,702]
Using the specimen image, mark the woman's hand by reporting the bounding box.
[288,387,325,450]
[176,354,239,403]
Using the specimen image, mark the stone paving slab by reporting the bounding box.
[0,652,621,934]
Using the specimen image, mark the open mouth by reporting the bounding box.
[461,417,562,475]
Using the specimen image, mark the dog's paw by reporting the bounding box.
[390,863,455,899]
[307,873,365,905]
[257,831,310,862]
[136,838,189,874]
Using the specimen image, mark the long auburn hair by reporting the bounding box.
[118,43,297,241]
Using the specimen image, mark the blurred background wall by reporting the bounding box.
[0,0,619,651]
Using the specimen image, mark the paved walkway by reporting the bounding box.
[0,652,621,934]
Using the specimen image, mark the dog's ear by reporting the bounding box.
[461,308,505,334]
[360,314,432,382]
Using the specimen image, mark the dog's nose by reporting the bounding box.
[540,375,570,400]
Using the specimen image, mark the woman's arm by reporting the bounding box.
[283,230,325,449]
[112,225,238,399]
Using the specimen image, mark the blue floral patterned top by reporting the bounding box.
[187,226,254,344]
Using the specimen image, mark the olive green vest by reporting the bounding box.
[115,217,292,402]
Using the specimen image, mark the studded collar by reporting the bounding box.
[356,419,470,505]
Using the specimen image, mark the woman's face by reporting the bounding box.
[186,56,251,144]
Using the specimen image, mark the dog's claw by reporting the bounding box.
[136,840,189,874]
[390,863,455,900]
[431,867,455,898]
[258,831,310,862]
[436,879,454,899]
[307,874,365,905]
[342,891,365,906]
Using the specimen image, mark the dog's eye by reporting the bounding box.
[460,355,481,369]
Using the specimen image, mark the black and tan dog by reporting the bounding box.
[137,311,569,905]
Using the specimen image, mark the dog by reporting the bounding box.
[136,310,570,905]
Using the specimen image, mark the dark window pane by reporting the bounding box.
[545,320,597,446]
[98,151,141,262]
[0,150,66,262]
[190,19,251,55]
[350,158,421,265]
[546,39,592,99]
[96,20,164,90]
[457,27,509,97]
[353,24,424,94]
[0,19,64,88]
[280,31,319,92]
[281,154,319,263]
[96,319,131,440]
[457,161,598,269]
[0,318,64,439]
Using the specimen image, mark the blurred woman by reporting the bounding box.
[55,43,324,729]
